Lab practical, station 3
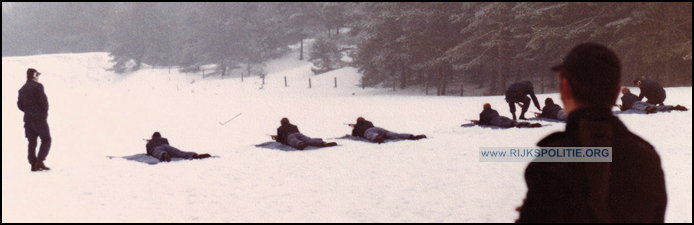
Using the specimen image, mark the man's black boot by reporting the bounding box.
[36,161,50,171]
[31,162,41,172]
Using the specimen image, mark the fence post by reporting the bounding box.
[202,69,205,79]
[285,76,287,87]
[460,84,464,96]
[334,77,337,88]
[309,78,312,88]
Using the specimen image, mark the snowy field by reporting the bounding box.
[2,48,692,222]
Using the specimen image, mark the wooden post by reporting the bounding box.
[334,77,337,88]
[460,84,464,96]
[202,69,205,79]
[241,73,244,82]
[309,78,312,88]
[284,76,287,87]
[262,76,265,85]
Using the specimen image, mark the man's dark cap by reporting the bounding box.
[551,42,621,107]
[152,132,161,139]
[27,68,41,79]
[551,43,621,74]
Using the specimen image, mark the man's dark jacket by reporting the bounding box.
[146,137,170,155]
[478,108,500,126]
[517,107,667,223]
[540,103,562,119]
[620,92,640,111]
[277,123,300,145]
[17,80,49,122]
[638,79,666,104]
[505,81,541,110]
[352,119,374,138]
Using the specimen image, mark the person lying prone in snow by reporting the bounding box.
[274,118,337,150]
[476,103,541,128]
[349,117,426,143]
[618,87,686,114]
[535,98,567,121]
[145,132,211,162]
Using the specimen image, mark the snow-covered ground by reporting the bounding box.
[2,48,692,222]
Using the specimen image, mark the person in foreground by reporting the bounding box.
[350,117,426,143]
[272,118,337,150]
[476,103,541,128]
[146,132,211,162]
[516,43,667,223]
[618,87,686,113]
[18,68,52,172]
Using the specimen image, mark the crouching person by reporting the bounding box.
[146,132,211,162]
[274,118,337,150]
[350,117,426,144]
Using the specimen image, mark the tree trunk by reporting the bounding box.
[541,72,545,94]
[497,42,503,95]
[663,3,674,87]
[391,70,396,91]
[299,38,304,61]
[400,61,408,89]
[489,65,498,96]
[434,68,441,96]
[247,62,252,78]
[425,73,429,95]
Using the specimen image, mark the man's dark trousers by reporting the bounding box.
[25,119,51,165]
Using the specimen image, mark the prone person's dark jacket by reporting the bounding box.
[517,107,667,223]
[620,92,640,111]
[17,80,49,122]
[352,119,374,138]
[146,137,170,155]
[505,81,541,109]
[540,104,562,119]
[277,123,300,145]
[478,108,500,126]
[638,79,665,103]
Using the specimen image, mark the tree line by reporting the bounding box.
[3,3,691,95]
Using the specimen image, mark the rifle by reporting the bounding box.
[220,113,242,125]
[266,134,277,140]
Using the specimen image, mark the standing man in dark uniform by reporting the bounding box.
[634,78,666,106]
[516,43,667,222]
[17,68,52,172]
[505,81,542,120]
